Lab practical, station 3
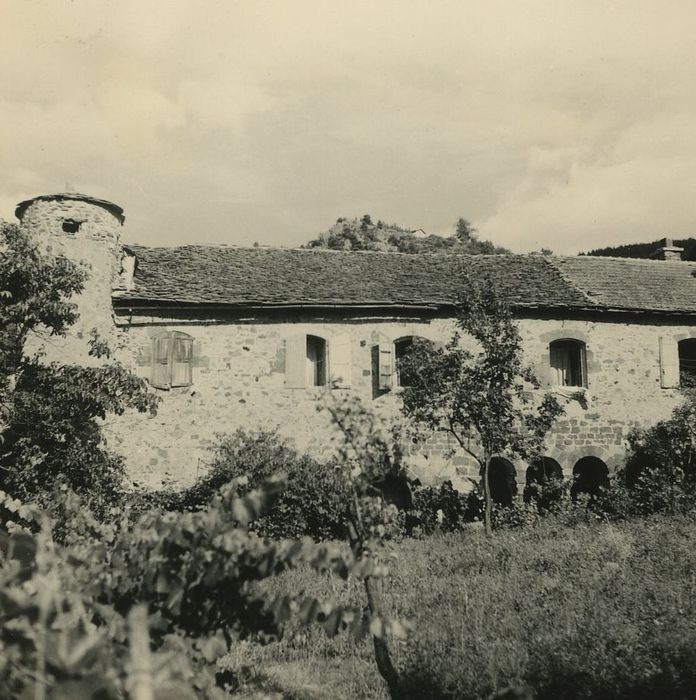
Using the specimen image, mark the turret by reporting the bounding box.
[14,192,125,358]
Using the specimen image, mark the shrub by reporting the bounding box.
[139,430,352,541]
[411,480,482,533]
[0,480,388,699]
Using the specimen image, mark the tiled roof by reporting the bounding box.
[115,246,589,310]
[112,245,696,314]
[549,255,696,313]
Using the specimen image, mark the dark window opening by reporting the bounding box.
[306,335,327,387]
[550,339,586,388]
[487,457,518,507]
[571,456,609,499]
[62,219,81,234]
[394,336,431,387]
[678,339,696,387]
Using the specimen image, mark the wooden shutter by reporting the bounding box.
[171,334,193,387]
[329,333,352,388]
[285,334,306,388]
[151,335,171,389]
[377,340,394,391]
[659,336,680,388]
[532,344,554,389]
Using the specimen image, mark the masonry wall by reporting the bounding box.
[19,198,123,364]
[106,310,693,492]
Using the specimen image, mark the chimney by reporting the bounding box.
[650,237,684,261]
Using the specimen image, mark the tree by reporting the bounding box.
[398,268,563,534]
[455,217,476,243]
[0,223,158,517]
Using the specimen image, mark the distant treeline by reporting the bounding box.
[582,238,696,261]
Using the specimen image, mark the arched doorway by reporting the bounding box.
[487,457,518,507]
[524,456,563,504]
[572,456,609,498]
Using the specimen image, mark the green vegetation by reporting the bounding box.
[0,223,158,518]
[399,269,563,534]
[305,215,509,254]
[223,515,696,700]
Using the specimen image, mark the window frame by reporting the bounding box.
[549,338,587,389]
[306,334,328,387]
[392,335,433,389]
[151,330,194,390]
[678,338,696,387]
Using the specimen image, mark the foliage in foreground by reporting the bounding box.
[0,223,158,519]
[229,514,696,700]
[0,478,405,699]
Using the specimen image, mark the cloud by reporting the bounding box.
[1,0,696,252]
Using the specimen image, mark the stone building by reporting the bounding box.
[12,192,696,495]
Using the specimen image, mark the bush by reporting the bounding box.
[0,481,380,699]
[411,480,482,533]
[248,514,696,700]
[137,430,353,541]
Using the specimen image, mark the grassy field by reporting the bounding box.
[223,515,696,699]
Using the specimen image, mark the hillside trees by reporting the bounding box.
[398,268,563,534]
[0,223,157,517]
[305,216,509,254]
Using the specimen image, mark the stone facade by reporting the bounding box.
[13,192,696,494]
[105,311,690,490]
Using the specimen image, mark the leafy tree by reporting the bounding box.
[321,394,412,698]
[398,269,564,534]
[455,217,476,243]
[0,223,158,517]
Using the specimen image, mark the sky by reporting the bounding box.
[2,1,696,254]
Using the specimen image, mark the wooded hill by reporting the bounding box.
[582,238,696,261]
[304,215,510,254]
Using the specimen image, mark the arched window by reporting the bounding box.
[487,457,517,507]
[549,339,587,388]
[571,456,609,499]
[306,335,327,387]
[151,331,194,389]
[394,336,432,387]
[678,339,696,386]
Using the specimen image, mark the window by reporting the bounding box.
[61,219,81,234]
[379,335,433,390]
[285,332,351,389]
[394,336,418,387]
[678,339,696,387]
[306,335,327,386]
[151,331,194,389]
[549,339,586,387]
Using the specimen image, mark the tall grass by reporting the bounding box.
[224,515,696,699]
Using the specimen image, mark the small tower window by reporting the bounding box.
[549,339,587,388]
[62,219,81,234]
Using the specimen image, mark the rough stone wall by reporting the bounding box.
[106,312,693,492]
[18,199,122,364]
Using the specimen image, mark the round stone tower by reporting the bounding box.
[14,192,126,359]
